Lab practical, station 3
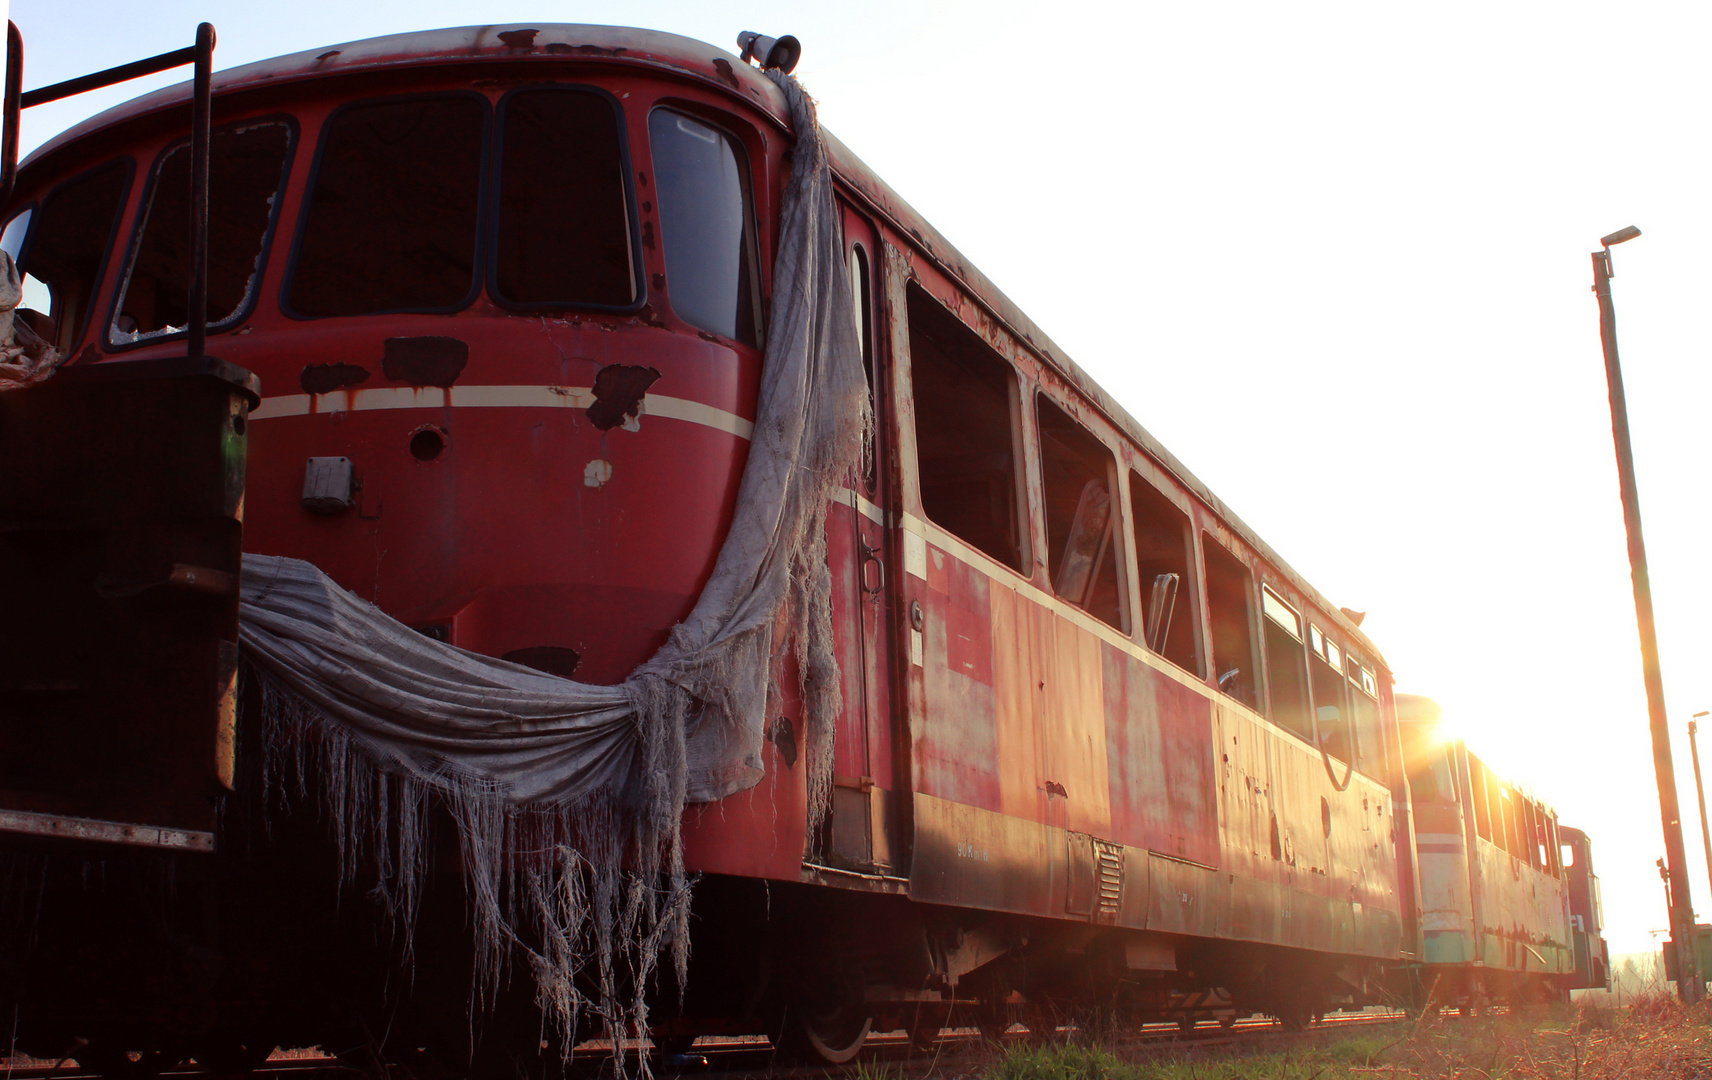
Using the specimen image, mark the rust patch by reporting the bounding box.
[315,50,341,62]
[544,42,575,54]
[300,362,370,395]
[637,171,649,188]
[569,43,627,57]
[712,58,740,89]
[586,364,660,430]
[636,304,668,330]
[651,273,666,291]
[498,28,538,48]
[696,330,721,344]
[641,220,655,251]
[503,645,580,680]
[383,337,468,388]
[641,200,652,213]
[769,717,798,768]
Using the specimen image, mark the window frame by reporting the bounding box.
[1127,467,1201,675]
[279,89,493,321]
[1033,390,1128,632]
[14,157,135,352]
[1260,583,1314,740]
[485,83,646,316]
[104,115,299,353]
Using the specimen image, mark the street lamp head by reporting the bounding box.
[1603,225,1642,247]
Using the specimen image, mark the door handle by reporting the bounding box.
[859,536,885,595]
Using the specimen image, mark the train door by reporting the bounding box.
[816,203,898,872]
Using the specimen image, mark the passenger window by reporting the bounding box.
[1346,657,1383,775]
[1261,586,1312,741]
[1129,472,1196,672]
[1203,536,1257,709]
[288,95,485,317]
[649,109,761,345]
[908,286,1024,572]
[495,89,635,308]
[1308,624,1350,763]
[1469,756,1492,841]
[1036,395,1123,629]
[112,121,293,344]
[14,160,130,353]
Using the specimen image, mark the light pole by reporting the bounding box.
[1691,712,1712,917]
[1591,225,1700,1001]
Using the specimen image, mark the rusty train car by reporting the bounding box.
[0,21,1608,1072]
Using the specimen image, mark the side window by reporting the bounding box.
[495,89,636,308]
[908,285,1025,573]
[849,242,876,492]
[1261,586,1312,741]
[112,121,294,345]
[1498,784,1519,857]
[1308,625,1350,762]
[1130,471,1197,673]
[1346,657,1383,775]
[648,109,761,346]
[13,160,130,353]
[1203,536,1257,709]
[1469,754,1492,841]
[1036,394,1123,630]
[287,94,486,317]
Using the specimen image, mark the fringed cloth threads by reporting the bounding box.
[238,69,867,1078]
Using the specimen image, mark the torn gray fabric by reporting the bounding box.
[0,252,60,391]
[240,69,867,1073]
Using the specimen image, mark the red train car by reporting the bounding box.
[0,20,1481,1071]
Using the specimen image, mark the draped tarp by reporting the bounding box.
[239,68,867,1072]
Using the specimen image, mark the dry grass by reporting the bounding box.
[980,995,1712,1079]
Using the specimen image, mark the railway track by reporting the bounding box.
[0,1011,1408,1080]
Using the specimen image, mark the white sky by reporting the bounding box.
[11,0,1712,957]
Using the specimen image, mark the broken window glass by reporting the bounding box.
[1204,536,1258,710]
[111,121,292,344]
[288,95,484,317]
[648,109,760,346]
[1037,394,1123,630]
[1131,471,1197,672]
[14,160,129,354]
[495,89,635,308]
[909,285,1025,573]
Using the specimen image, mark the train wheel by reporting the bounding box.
[79,1046,171,1080]
[1022,1001,1060,1042]
[784,1003,871,1064]
[975,1000,1018,1043]
[1177,1015,1197,1033]
[1275,1003,1313,1032]
[1218,1013,1237,1030]
[196,1037,276,1073]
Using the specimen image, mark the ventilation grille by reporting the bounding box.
[1093,838,1124,923]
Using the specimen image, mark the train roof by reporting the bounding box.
[17,22,1385,668]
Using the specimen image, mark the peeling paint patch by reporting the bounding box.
[584,459,613,487]
[300,363,370,395]
[383,337,468,388]
[498,28,539,48]
[712,58,740,88]
[587,364,660,430]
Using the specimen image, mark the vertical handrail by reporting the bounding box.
[1,24,21,209]
[187,22,214,358]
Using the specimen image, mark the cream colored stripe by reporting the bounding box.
[829,487,885,526]
[249,385,753,440]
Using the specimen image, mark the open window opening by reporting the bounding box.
[1203,535,1257,710]
[1308,625,1350,763]
[909,286,1025,573]
[1498,784,1519,857]
[1261,587,1312,741]
[495,89,636,309]
[1036,395,1123,629]
[649,109,762,346]
[10,160,129,354]
[1469,755,1492,841]
[1130,471,1197,672]
[112,121,293,345]
[287,94,485,317]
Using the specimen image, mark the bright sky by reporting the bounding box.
[11,0,1711,957]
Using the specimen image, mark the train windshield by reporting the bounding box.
[649,109,760,346]
[9,161,130,354]
[495,89,635,308]
[112,121,293,344]
[287,94,485,317]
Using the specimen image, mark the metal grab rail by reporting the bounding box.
[0,21,215,355]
